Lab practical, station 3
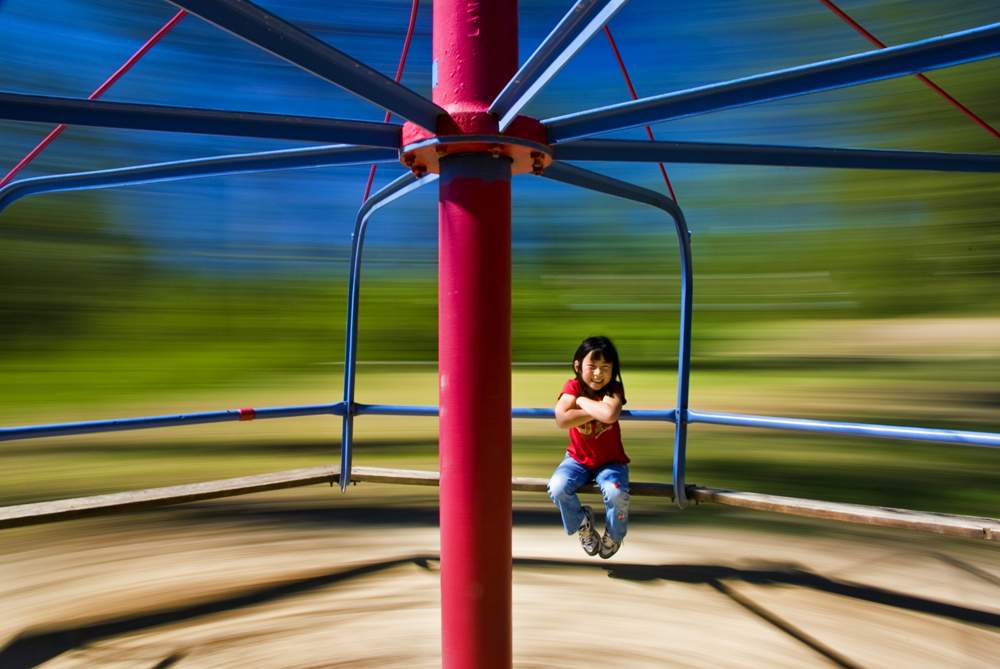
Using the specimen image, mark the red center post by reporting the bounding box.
[433,1,518,667]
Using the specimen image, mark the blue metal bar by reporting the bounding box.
[355,404,439,417]
[10,401,998,448]
[540,161,693,508]
[0,403,346,443]
[619,409,679,423]
[512,407,550,419]
[354,406,679,422]
[552,139,1000,173]
[490,0,629,130]
[0,91,403,147]
[166,0,443,131]
[688,410,1000,449]
[544,22,1000,142]
[511,407,679,422]
[341,173,440,491]
[0,145,400,216]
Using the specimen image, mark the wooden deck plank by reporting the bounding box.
[0,466,339,530]
[1,466,997,541]
[689,486,1000,541]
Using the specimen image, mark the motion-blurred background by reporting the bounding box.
[1,0,998,516]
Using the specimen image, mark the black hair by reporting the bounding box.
[572,335,623,398]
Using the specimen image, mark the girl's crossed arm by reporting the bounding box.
[576,393,623,424]
[555,392,622,429]
[555,393,591,429]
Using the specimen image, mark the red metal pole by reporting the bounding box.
[434,1,517,667]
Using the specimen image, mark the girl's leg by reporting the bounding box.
[596,463,630,542]
[547,455,593,534]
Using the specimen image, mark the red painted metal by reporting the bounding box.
[362,0,421,202]
[0,9,187,189]
[817,0,1000,143]
[603,25,678,201]
[434,0,517,667]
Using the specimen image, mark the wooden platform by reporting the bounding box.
[1,465,998,541]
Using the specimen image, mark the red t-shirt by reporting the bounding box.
[560,378,629,469]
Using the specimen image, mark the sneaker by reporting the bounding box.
[599,530,622,560]
[578,506,600,556]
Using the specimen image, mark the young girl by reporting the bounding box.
[548,336,629,559]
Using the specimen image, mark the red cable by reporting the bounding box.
[363,0,420,202]
[603,25,677,202]
[817,0,1000,143]
[0,10,188,190]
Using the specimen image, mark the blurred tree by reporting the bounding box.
[0,195,146,351]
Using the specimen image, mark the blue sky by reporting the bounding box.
[0,0,997,270]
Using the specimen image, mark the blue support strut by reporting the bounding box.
[166,0,444,131]
[543,21,1000,142]
[540,161,694,509]
[552,139,1000,173]
[0,91,403,147]
[341,173,440,491]
[490,0,629,131]
[0,145,400,217]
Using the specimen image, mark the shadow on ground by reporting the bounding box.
[4,554,998,669]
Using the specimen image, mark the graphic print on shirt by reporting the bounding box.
[576,420,612,439]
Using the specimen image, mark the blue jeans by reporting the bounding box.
[548,455,630,542]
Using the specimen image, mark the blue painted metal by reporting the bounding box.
[0,145,400,216]
[355,406,678,422]
[544,21,1000,142]
[166,0,444,131]
[341,173,440,491]
[513,407,551,420]
[9,401,1000,452]
[490,0,629,131]
[688,410,1000,449]
[356,404,439,417]
[0,403,346,443]
[511,407,678,422]
[619,409,679,423]
[540,161,693,508]
[552,139,1000,173]
[0,404,676,444]
[0,91,403,147]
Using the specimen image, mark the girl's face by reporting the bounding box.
[575,351,613,393]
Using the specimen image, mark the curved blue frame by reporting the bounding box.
[540,161,694,507]
[340,172,440,491]
[0,145,399,215]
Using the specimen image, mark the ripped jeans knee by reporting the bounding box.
[596,463,630,542]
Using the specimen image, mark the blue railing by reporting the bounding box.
[4,403,997,447]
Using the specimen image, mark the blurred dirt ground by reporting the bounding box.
[1,488,999,669]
